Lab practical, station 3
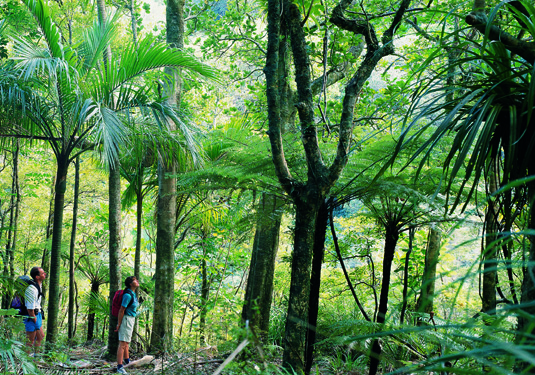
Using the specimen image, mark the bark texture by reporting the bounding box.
[416,227,441,319]
[242,193,283,337]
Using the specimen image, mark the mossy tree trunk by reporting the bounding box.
[242,193,284,338]
[416,226,441,321]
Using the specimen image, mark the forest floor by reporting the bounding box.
[35,342,227,374]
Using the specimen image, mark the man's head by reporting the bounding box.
[30,267,46,282]
[125,276,138,289]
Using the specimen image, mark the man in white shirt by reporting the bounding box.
[25,266,46,352]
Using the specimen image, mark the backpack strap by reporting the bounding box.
[123,289,135,310]
[28,279,43,299]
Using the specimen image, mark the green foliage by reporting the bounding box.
[0,309,41,374]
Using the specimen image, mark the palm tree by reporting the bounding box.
[0,0,217,344]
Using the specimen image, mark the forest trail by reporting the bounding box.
[34,346,224,374]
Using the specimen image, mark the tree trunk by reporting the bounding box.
[416,227,441,321]
[68,157,80,342]
[135,192,142,280]
[282,194,321,373]
[241,193,283,337]
[150,0,184,352]
[45,155,70,344]
[86,282,100,342]
[304,199,329,375]
[9,140,20,280]
[41,174,55,311]
[199,238,209,346]
[482,160,499,314]
[150,157,177,351]
[400,226,415,325]
[1,141,19,309]
[107,161,122,357]
[96,0,112,71]
[369,224,400,375]
[128,0,138,48]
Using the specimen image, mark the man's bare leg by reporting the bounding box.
[117,341,125,366]
[123,343,129,364]
[34,327,44,351]
[26,331,36,353]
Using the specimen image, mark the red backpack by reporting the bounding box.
[111,289,134,317]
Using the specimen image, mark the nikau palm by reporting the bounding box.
[0,0,216,344]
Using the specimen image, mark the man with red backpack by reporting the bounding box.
[113,276,139,374]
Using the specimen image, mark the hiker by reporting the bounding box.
[24,266,46,353]
[115,276,139,374]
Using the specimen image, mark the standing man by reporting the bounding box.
[115,276,139,374]
[25,266,46,353]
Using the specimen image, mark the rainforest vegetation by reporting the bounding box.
[0,0,534,373]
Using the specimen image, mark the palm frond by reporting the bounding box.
[77,12,120,76]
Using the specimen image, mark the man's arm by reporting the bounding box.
[24,285,38,320]
[115,306,126,332]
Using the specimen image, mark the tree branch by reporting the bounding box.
[465,12,535,64]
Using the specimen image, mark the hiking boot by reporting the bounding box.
[116,366,128,374]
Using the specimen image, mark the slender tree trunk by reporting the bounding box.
[369,224,400,375]
[199,237,209,346]
[1,141,19,309]
[86,282,100,342]
[400,226,415,325]
[107,161,122,357]
[482,160,499,314]
[128,0,138,48]
[0,212,7,309]
[9,140,20,279]
[135,193,142,280]
[304,199,329,375]
[95,0,123,357]
[150,0,184,352]
[46,155,70,344]
[132,190,142,342]
[96,0,112,71]
[282,194,321,373]
[41,174,55,310]
[416,227,441,321]
[241,193,283,337]
[68,157,80,342]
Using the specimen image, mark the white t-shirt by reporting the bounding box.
[25,284,42,310]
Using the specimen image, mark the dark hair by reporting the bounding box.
[30,267,41,280]
[125,276,137,289]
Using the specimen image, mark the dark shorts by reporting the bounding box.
[24,312,42,332]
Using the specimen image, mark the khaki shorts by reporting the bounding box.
[118,315,135,343]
